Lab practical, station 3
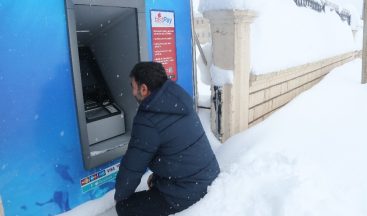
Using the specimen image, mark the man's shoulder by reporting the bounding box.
[133,111,156,127]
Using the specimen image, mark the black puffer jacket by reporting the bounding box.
[115,80,220,210]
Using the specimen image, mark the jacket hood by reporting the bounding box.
[139,80,191,115]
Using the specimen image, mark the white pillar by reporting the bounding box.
[204,10,256,142]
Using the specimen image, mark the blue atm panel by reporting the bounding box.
[0,0,193,215]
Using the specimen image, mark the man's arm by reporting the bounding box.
[114,119,159,202]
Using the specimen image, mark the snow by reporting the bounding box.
[209,65,234,86]
[90,150,108,157]
[194,0,363,106]
[178,59,367,216]
[59,191,115,216]
[332,0,364,17]
[198,0,362,75]
[196,43,212,108]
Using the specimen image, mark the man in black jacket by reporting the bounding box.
[115,62,220,216]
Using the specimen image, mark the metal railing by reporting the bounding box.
[293,0,351,25]
[294,0,324,12]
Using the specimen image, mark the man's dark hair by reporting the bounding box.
[129,62,168,92]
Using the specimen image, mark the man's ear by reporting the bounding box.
[140,83,150,97]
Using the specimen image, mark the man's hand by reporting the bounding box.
[147,173,154,189]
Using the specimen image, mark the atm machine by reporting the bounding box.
[0,0,194,215]
[67,3,147,169]
[67,1,148,169]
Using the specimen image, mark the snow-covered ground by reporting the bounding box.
[61,58,367,216]
[179,59,367,216]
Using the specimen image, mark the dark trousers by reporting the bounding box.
[115,188,179,216]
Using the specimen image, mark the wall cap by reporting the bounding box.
[204,9,257,24]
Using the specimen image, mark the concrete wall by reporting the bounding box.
[202,9,361,142]
[194,17,211,44]
[249,51,361,126]
[205,10,256,142]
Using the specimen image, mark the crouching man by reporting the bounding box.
[114,62,220,216]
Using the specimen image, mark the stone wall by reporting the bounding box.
[194,17,211,44]
[248,51,361,126]
[201,9,361,142]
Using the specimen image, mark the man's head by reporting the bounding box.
[129,61,168,103]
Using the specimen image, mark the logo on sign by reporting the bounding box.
[155,12,172,25]
[80,163,120,193]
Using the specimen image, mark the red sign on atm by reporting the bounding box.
[151,10,177,81]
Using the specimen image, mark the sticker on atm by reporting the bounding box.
[80,163,120,193]
[151,10,178,81]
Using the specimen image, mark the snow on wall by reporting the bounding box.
[197,0,362,75]
[210,65,234,86]
[196,43,212,107]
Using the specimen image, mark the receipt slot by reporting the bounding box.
[66,0,149,169]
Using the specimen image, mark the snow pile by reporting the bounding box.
[59,192,115,216]
[344,4,362,30]
[196,43,212,108]
[210,65,233,86]
[177,59,367,216]
[198,0,258,11]
[198,0,361,75]
[332,0,363,23]
[354,27,364,50]
[196,43,212,86]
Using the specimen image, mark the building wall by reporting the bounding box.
[194,17,211,44]
[248,51,361,126]
[200,9,361,142]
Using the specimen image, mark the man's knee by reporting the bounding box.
[115,198,147,216]
[115,200,127,216]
